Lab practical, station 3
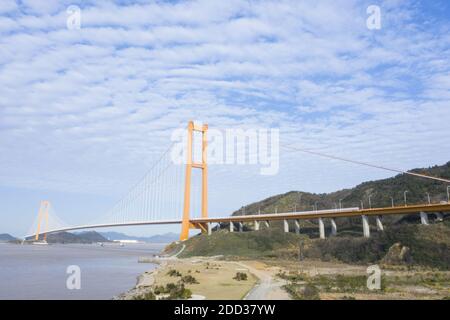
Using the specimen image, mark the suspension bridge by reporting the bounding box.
[27,121,450,242]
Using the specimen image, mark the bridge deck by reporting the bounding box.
[193,203,450,223]
[27,203,450,238]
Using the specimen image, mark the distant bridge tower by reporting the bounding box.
[35,200,50,241]
[180,121,208,241]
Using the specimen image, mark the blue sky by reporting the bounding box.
[0,0,449,237]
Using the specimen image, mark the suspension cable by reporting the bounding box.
[282,144,450,184]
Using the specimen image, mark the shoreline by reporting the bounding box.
[115,255,174,300]
[115,255,289,300]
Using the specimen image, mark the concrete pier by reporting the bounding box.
[318,218,325,239]
[207,223,212,236]
[284,219,289,233]
[239,222,243,232]
[254,220,260,231]
[330,218,337,236]
[420,212,429,225]
[294,220,300,234]
[362,215,370,238]
[264,221,270,228]
[376,216,384,231]
[229,222,234,232]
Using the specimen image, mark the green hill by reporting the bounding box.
[169,222,450,269]
[168,161,450,269]
[0,233,17,242]
[171,229,305,258]
[226,161,450,231]
[45,231,109,244]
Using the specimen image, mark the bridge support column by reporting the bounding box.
[284,219,289,233]
[376,216,384,231]
[330,218,337,236]
[254,220,260,231]
[264,221,270,229]
[207,223,212,236]
[420,212,429,225]
[435,212,444,222]
[180,121,209,241]
[239,222,243,232]
[294,220,300,234]
[229,222,234,232]
[362,215,370,238]
[318,218,325,239]
[34,201,50,242]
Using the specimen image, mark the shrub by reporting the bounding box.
[233,272,248,281]
[181,275,199,284]
[133,290,156,300]
[167,269,182,277]
[166,282,178,291]
[180,287,192,299]
[277,271,309,282]
[163,282,192,300]
[301,284,320,300]
[153,285,166,295]
[283,283,320,300]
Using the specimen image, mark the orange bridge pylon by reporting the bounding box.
[35,200,50,241]
[180,121,208,241]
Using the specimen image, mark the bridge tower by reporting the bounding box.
[35,200,50,241]
[180,121,208,241]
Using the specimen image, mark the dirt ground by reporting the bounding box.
[237,260,291,300]
[150,258,258,299]
[263,259,450,300]
[120,257,449,300]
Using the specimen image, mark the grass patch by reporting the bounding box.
[283,283,321,300]
[384,272,450,289]
[280,272,388,300]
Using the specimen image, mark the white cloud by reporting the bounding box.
[0,0,449,231]
[0,0,17,14]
